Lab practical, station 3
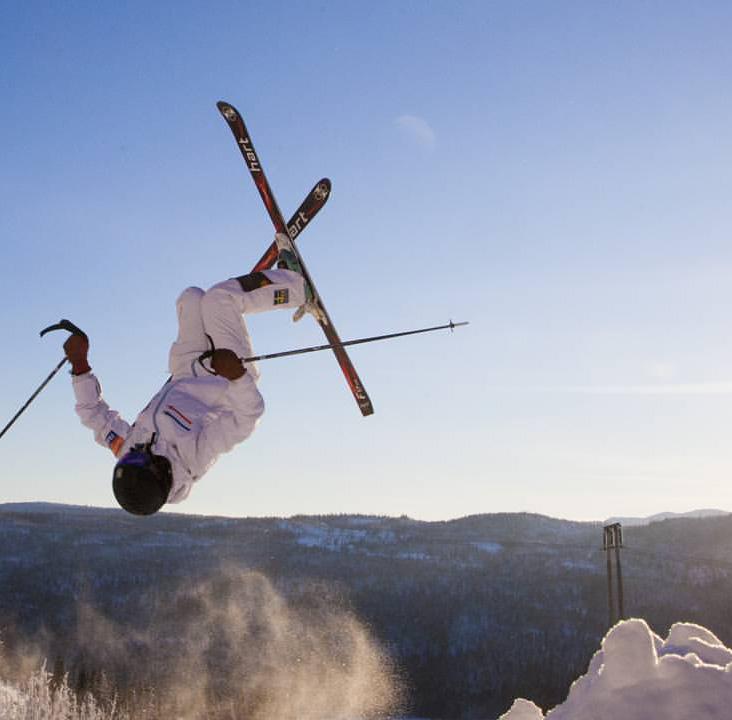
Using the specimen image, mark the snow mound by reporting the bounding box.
[501,698,544,719]
[500,619,732,720]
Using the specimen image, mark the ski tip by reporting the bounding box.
[216,100,239,122]
[313,178,331,201]
[360,403,375,417]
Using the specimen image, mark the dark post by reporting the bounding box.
[613,525,625,620]
[603,523,624,626]
[605,528,615,626]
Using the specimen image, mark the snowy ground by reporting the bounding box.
[4,619,732,719]
[501,618,732,720]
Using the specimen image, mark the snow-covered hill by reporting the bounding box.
[605,508,729,527]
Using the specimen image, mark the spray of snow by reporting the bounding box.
[500,618,732,720]
[0,569,402,719]
[72,568,402,719]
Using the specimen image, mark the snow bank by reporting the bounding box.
[501,619,732,720]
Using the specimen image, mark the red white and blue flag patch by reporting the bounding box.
[163,404,192,432]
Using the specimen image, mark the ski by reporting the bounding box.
[252,178,331,272]
[217,100,374,416]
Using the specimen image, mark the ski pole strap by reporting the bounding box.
[197,334,218,375]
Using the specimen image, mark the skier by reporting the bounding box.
[63,235,315,516]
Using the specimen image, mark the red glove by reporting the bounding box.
[63,334,91,376]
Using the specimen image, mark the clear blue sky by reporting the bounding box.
[2,1,732,521]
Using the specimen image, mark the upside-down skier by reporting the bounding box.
[62,236,317,516]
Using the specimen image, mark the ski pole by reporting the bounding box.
[0,358,68,441]
[242,320,469,363]
[0,320,86,442]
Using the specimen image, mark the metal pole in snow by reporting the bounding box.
[614,527,625,620]
[604,526,616,626]
[603,523,624,627]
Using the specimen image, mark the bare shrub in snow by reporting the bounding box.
[0,663,128,720]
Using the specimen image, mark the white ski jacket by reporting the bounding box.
[72,370,264,504]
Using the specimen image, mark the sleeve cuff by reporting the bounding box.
[72,371,100,403]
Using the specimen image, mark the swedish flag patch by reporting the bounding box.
[274,289,289,305]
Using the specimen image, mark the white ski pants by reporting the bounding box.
[168,269,306,379]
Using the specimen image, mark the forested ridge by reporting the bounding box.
[1,504,731,719]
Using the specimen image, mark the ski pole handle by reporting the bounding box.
[40,319,87,339]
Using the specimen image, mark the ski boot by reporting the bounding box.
[275,233,325,323]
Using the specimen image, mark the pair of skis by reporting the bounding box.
[0,101,467,441]
[217,101,374,416]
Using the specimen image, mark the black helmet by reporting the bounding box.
[113,441,173,516]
